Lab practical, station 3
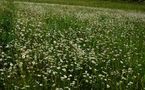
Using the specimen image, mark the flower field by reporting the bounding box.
[0,1,145,90]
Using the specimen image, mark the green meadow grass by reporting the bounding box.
[0,1,145,90]
[15,0,145,12]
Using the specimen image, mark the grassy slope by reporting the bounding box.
[0,1,145,89]
[15,0,145,11]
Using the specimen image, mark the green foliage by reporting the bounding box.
[15,0,145,11]
[0,1,15,90]
[1,2,145,89]
[125,0,145,2]
[0,0,15,45]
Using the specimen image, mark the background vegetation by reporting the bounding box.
[15,0,145,11]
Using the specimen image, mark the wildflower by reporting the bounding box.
[107,84,110,88]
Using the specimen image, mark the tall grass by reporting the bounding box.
[0,3,145,90]
[15,0,145,12]
[0,0,15,89]
[0,1,145,90]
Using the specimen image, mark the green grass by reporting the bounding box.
[15,0,145,12]
[0,1,16,89]
[0,1,145,89]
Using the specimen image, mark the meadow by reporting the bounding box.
[16,0,145,12]
[0,0,145,90]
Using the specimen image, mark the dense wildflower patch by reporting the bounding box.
[0,2,145,90]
